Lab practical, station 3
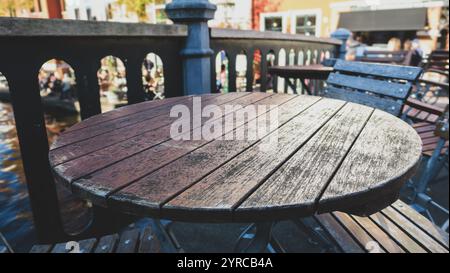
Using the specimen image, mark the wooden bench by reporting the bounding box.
[314,200,449,253]
[29,225,181,253]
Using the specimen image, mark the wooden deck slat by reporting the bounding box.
[369,213,427,253]
[53,93,271,185]
[109,96,322,215]
[314,214,365,253]
[350,213,405,253]
[332,212,387,253]
[391,201,449,247]
[69,94,293,205]
[318,110,422,215]
[163,99,345,221]
[381,206,448,253]
[237,103,373,220]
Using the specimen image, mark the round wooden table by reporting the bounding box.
[50,92,422,252]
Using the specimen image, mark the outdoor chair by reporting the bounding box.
[323,60,423,117]
[403,105,449,231]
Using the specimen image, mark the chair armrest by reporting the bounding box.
[405,98,447,116]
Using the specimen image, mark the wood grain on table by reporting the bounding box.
[50,93,423,222]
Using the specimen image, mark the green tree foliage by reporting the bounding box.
[117,0,154,22]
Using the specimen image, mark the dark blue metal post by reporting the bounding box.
[331,28,352,60]
[166,0,217,95]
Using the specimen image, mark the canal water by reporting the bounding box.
[0,101,94,252]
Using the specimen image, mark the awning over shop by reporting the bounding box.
[338,8,427,32]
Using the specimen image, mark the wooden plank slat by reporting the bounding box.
[116,229,140,253]
[109,95,322,216]
[369,213,427,253]
[332,212,386,253]
[67,96,188,132]
[78,238,97,253]
[381,206,448,253]
[51,93,248,150]
[350,214,405,253]
[391,201,449,247]
[69,93,292,205]
[318,109,423,215]
[29,244,53,253]
[333,60,422,81]
[94,234,119,253]
[138,227,161,253]
[237,103,373,220]
[163,99,346,222]
[314,214,365,253]
[324,86,403,116]
[53,92,272,186]
[51,238,97,253]
[327,73,411,99]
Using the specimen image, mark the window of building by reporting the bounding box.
[264,16,283,32]
[295,15,316,36]
[291,10,322,37]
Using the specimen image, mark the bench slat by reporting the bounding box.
[138,227,161,253]
[332,212,386,253]
[369,213,427,253]
[94,234,119,253]
[381,207,448,253]
[351,214,405,253]
[116,229,140,253]
[29,244,52,253]
[391,201,449,247]
[327,73,411,99]
[314,214,365,253]
[78,238,97,253]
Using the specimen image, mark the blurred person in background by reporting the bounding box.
[403,39,423,67]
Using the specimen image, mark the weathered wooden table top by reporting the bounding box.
[50,92,422,223]
[268,64,334,80]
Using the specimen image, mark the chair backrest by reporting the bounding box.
[356,50,407,65]
[324,60,423,116]
[423,50,449,71]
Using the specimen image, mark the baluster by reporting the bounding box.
[260,51,268,93]
[124,56,145,104]
[246,50,254,92]
[228,51,237,93]
[6,62,65,243]
[75,58,102,119]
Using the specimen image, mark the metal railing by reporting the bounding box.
[0,16,342,243]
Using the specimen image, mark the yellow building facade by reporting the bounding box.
[258,0,448,52]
